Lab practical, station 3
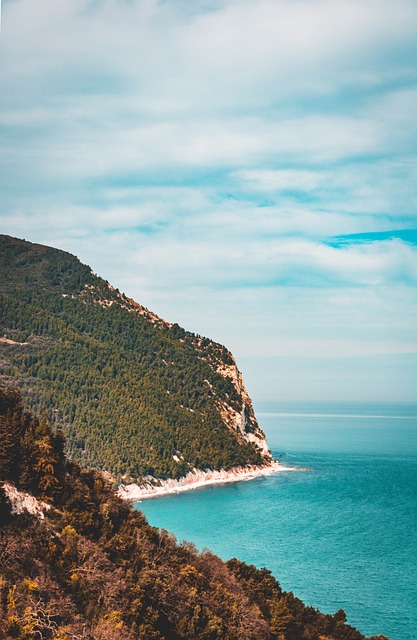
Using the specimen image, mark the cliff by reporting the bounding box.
[0,234,271,483]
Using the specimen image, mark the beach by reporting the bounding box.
[118,461,298,501]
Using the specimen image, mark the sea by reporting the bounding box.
[135,401,417,640]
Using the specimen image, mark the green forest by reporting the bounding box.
[0,386,389,640]
[0,235,266,482]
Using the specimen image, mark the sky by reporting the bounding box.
[1,0,417,403]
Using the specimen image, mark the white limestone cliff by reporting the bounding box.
[214,357,272,462]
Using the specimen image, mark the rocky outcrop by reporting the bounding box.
[214,358,272,461]
[3,482,51,519]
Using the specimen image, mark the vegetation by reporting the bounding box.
[0,235,265,482]
[0,387,389,640]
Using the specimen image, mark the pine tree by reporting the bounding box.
[0,481,12,525]
[0,409,22,483]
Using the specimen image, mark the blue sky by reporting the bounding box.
[1,0,417,402]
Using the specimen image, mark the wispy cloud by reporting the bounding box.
[1,0,417,400]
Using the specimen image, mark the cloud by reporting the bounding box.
[1,0,417,399]
[3,0,417,104]
[2,0,417,189]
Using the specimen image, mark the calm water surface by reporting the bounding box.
[135,402,417,640]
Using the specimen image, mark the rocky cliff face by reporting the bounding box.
[0,234,272,481]
[212,358,272,461]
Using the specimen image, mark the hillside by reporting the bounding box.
[0,386,389,640]
[0,234,270,482]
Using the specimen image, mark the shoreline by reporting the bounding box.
[118,461,303,502]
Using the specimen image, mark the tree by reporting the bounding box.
[0,389,23,483]
[0,481,12,525]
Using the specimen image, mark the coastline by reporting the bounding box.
[118,461,301,502]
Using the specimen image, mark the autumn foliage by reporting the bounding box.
[0,388,389,640]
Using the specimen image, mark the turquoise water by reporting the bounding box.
[135,402,417,640]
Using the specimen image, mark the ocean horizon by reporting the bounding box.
[136,400,417,640]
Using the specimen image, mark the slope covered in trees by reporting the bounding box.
[0,387,389,640]
[0,234,269,482]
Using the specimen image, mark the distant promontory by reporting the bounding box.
[0,234,273,486]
